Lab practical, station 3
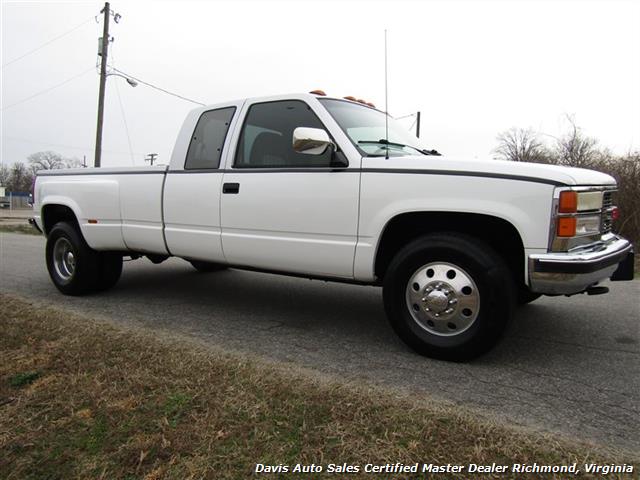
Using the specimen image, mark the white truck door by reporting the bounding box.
[220,99,359,278]
[163,106,237,262]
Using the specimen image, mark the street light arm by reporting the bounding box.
[106,71,137,87]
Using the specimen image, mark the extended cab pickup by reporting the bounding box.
[32,93,634,360]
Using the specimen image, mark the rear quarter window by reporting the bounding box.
[185,107,236,170]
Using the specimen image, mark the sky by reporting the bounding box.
[1,0,639,168]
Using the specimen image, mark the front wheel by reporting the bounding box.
[383,233,515,361]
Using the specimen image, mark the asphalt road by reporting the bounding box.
[1,232,638,453]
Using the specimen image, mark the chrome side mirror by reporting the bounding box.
[292,127,335,155]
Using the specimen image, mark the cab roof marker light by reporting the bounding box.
[309,90,326,96]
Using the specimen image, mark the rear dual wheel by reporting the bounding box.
[383,233,515,361]
[46,222,122,295]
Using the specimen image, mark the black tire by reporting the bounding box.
[95,252,123,292]
[188,260,227,273]
[517,289,542,305]
[46,221,101,295]
[383,233,515,361]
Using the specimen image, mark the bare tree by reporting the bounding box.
[493,127,549,163]
[65,156,85,168]
[554,115,599,168]
[27,151,66,171]
[0,164,10,187]
[8,162,34,192]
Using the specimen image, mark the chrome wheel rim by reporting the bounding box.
[405,262,480,336]
[53,237,75,282]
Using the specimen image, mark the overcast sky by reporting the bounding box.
[1,0,639,167]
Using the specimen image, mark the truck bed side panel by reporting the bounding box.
[37,175,125,250]
[119,173,169,255]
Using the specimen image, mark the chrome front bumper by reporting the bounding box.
[529,235,634,295]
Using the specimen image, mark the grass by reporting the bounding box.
[1,294,637,479]
[0,223,41,235]
[8,371,40,387]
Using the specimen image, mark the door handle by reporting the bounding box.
[223,183,240,194]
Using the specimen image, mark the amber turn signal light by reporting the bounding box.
[558,191,577,213]
[557,217,577,237]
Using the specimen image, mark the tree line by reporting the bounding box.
[0,151,84,192]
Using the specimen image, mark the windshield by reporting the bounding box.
[319,98,428,157]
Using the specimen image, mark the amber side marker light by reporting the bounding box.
[558,191,577,213]
[88,219,98,224]
[557,217,576,237]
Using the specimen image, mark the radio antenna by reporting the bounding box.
[384,29,389,159]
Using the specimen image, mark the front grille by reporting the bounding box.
[601,190,615,234]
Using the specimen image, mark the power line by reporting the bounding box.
[1,16,94,68]
[110,67,205,106]
[1,67,94,111]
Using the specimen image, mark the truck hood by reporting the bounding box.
[367,155,616,187]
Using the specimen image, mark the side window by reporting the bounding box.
[185,107,236,170]
[235,100,332,168]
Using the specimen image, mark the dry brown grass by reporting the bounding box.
[0,294,637,479]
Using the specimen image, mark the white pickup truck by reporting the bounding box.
[32,92,634,360]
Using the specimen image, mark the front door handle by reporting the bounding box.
[223,182,240,194]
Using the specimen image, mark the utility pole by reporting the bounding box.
[416,111,421,138]
[94,2,110,168]
[145,153,158,166]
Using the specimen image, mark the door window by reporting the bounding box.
[235,100,332,168]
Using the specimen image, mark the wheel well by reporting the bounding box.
[42,204,78,235]
[374,212,525,284]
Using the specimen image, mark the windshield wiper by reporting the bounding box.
[358,139,407,148]
[358,139,441,156]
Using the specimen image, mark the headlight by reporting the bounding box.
[577,191,604,211]
[551,187,616,251]
[575,214,601,236]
